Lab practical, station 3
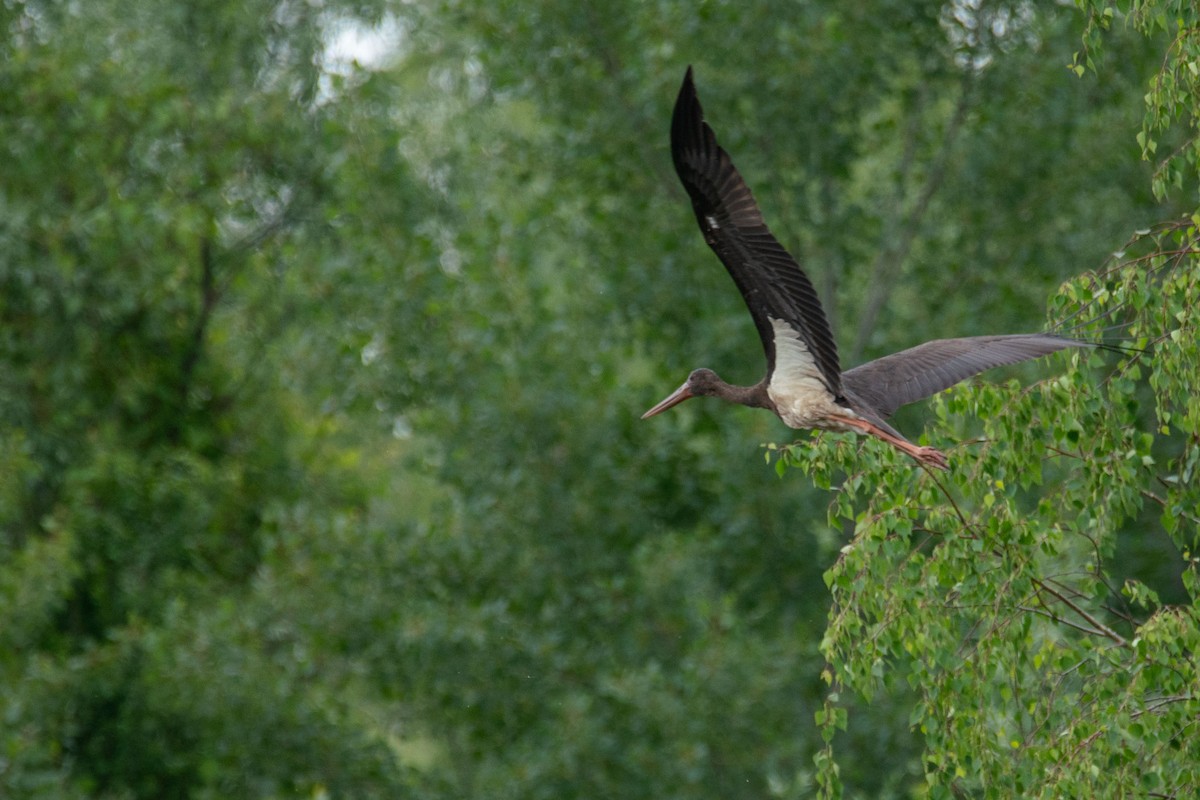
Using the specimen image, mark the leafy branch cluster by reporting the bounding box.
[778,124,1200,800]
[1078,1,1200,199]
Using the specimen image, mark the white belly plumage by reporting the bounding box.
[766,317,861,431]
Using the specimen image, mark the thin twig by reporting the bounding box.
[1034,578,1129,647]
[1018,605,1113,639]
[1132,695,1195,719]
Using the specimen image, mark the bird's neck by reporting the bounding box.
[718,377,775,412]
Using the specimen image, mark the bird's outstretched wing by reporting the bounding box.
[671,67,842,396]
[840,334,1087,419]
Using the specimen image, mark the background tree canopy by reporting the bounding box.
[1,0,1197,797]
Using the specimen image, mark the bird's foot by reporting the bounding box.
[912,446,949,471]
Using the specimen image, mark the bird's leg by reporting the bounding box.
[826,414,949,471]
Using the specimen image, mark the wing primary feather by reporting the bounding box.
[671,67,842,395]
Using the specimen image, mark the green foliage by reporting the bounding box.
[1,0,411,794]
[776,184,1200,799]
[1078,1,1200,200]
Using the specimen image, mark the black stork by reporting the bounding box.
[643,67,1091,470]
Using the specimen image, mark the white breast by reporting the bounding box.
[766,317,858,431]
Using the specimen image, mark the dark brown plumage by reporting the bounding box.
[643,67,1091,470]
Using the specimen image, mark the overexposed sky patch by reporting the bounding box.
[324,13,405,74]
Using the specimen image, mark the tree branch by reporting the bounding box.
[1018,604,1113,639]
[1033,578,1129,647]
[178,235,220,412]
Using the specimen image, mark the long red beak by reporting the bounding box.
[641,381,694,419]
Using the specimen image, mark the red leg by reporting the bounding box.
[826,414,949,471]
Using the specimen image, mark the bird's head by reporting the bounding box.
[641,368,721,419]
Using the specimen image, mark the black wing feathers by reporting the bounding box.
[671,67,842,395]
[841,334,1087,419]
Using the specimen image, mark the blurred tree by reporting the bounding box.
[0,0,417,795]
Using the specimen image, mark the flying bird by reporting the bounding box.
[643,67,1091,470]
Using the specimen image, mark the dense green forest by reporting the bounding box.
[2,0,1198,797]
